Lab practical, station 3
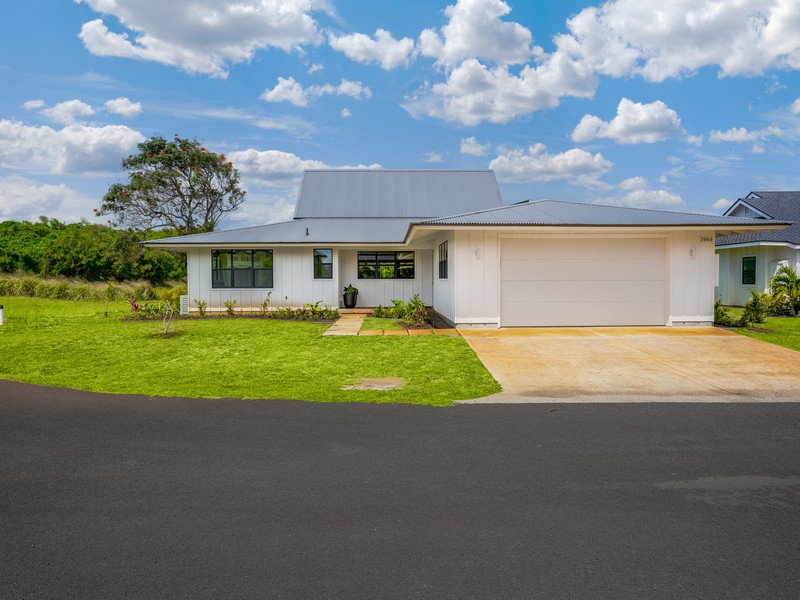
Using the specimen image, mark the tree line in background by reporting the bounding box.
[0,135,244,291]
[0,218,186,284]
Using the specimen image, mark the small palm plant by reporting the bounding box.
[770,265,800,316]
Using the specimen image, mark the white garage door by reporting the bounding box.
[500,238,666,327]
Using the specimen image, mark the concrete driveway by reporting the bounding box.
[459,327,800,402]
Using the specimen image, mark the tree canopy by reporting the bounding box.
[98,135,245,233]
[0,218,186,283]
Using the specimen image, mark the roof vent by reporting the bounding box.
[305,227,309,236]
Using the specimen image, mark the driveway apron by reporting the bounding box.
[458,327,800,403]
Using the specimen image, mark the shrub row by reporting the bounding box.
[0,273,184,302]
[129,299,338,321]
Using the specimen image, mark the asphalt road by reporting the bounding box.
[1,380,799,600]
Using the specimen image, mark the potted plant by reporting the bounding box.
[343,284,359,308]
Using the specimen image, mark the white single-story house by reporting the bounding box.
[716,191,799,306]
[147,170,788,327]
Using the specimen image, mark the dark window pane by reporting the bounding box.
[233,269,253,287]
[396,252,414,261]
[358,263,376,279]
[253,250,272,269]
[314,249,332,279]
[233,251,252,269]
[314,264,332,279]
[378,262,396,278]
[358,252,376,261]
[742,257,756,285]
[398,264,415,279]
[254,269,273,288]
[314,249,332,262]
[212,270,231,288]
[213,251,231,269]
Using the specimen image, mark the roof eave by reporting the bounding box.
[409,222,791,232]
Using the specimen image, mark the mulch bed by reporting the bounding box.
[123,314,335,323]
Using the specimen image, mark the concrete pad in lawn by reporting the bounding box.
[459,327,800,403]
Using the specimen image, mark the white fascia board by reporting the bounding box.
[715,241,799,250]
[407,224,786,236]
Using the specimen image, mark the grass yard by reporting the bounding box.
[722,306,800,352]
[0,297,499,405]
[360,316,406,331]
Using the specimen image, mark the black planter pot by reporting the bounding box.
[343,293,357,308]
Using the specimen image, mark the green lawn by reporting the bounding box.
[360,316,406,331]
[722,306,800,352]
[0,297,499,405]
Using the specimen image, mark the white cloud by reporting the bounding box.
[23,100,45,110]
[791,98,800,114]
[340,108,352,118]
[261,77,372,107]
[329,29,416,70]
[686,134,704,146]
[714,198,733,210]
[571,98,682,144]
[406,56,595,125]
[489,143,612,184]
[592,177,685,209]
[752,144,765,154]
[225,192,297,226]
[0,176,96,222]
[40,100,96,125]
[103,97,142,118]
[422,151,444,163]
[260,77,309,106]
[708,125,782,142]
[419,0,532,66]
[555,0,800,82]
[76,0,321,78]
[460,136,489,156]
[407,0,595,125]
[411,0,800,126]
[227,148,380,186]
[0,120,144,175]
[618,176,647,190]
[307,62,323,74]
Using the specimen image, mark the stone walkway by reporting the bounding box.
[323,314,365,336]
[323,314,460,337]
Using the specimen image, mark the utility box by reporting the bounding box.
[179,295,189,316]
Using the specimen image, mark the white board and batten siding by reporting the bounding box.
[452,230,500,327]
[338,249,433,308]
[186,247,337,309]
[667,231,716,325]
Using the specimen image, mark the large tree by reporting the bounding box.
[98,135,245,233]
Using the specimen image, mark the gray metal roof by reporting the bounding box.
[145,218,414,246]
[421,199,791,228]
[294,169,502,218]
[717,191,800,246]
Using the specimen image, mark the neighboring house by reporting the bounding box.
[147,170,787,327]
[716,192,800,306]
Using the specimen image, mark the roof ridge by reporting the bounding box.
[423,200,541,222]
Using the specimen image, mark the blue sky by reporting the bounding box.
[1,0,799,227]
